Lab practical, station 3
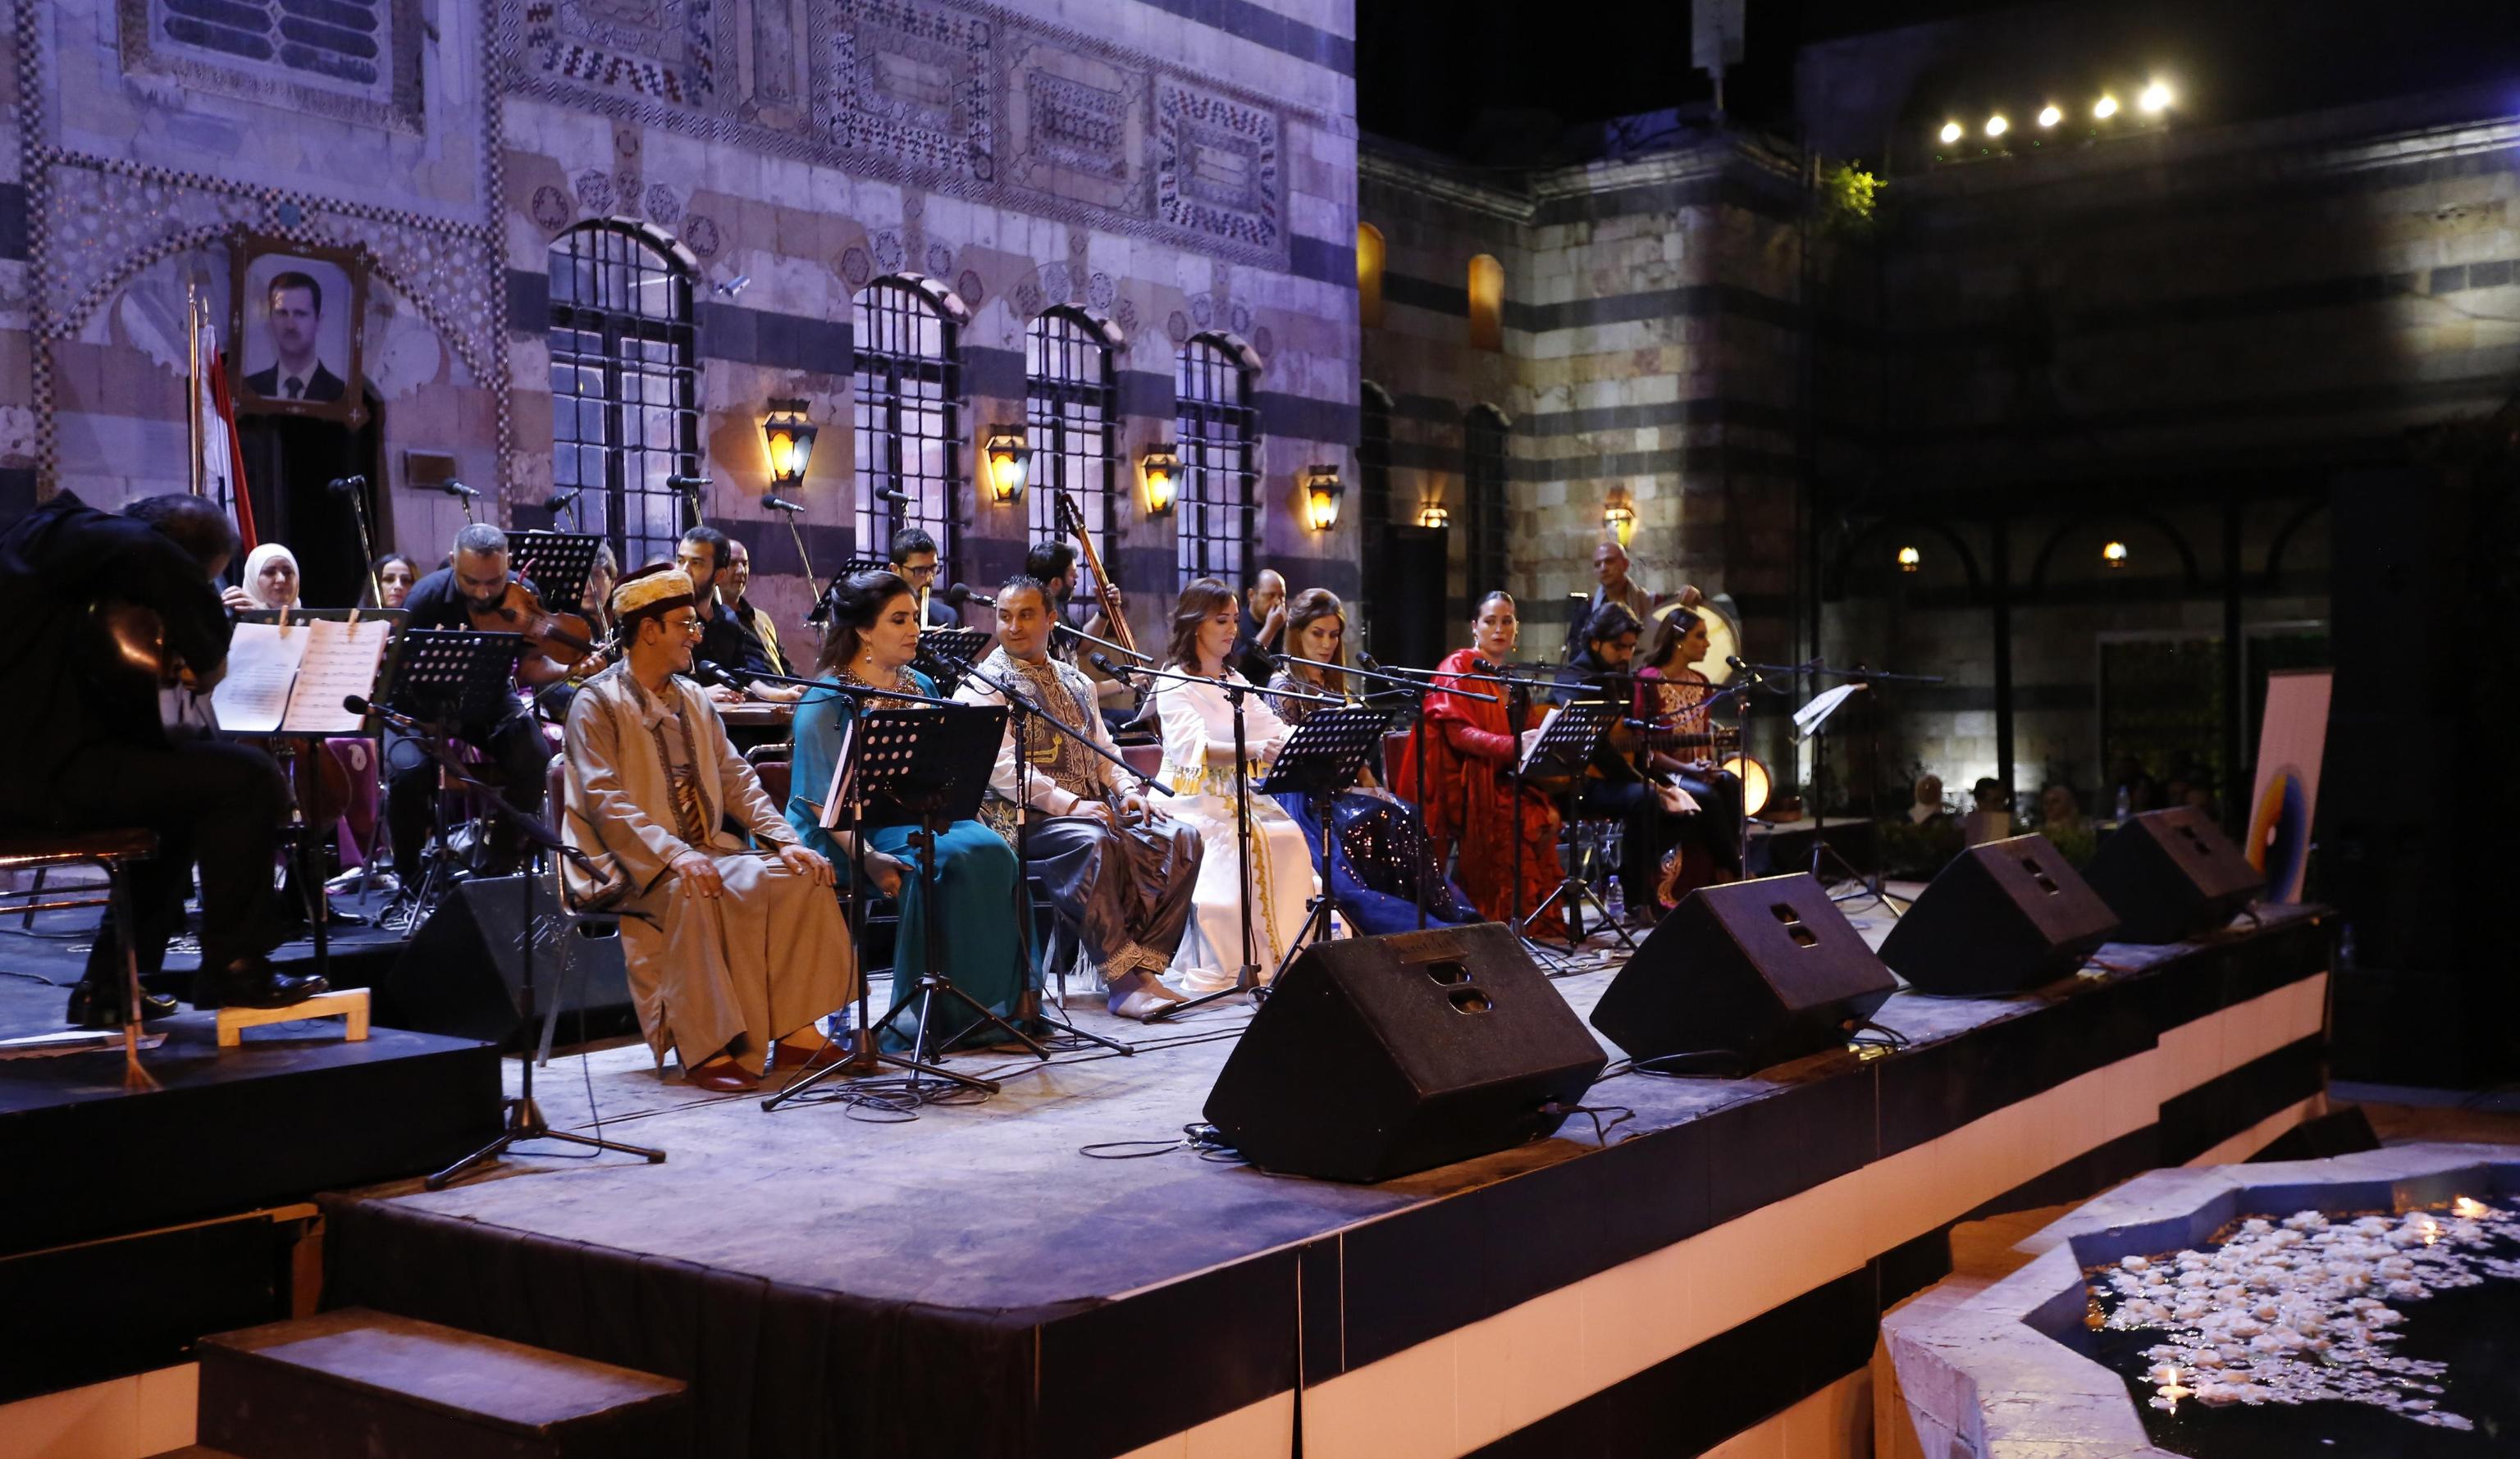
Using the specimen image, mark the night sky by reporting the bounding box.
[1358,0,2520,166]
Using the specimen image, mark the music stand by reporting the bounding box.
[1794,678,1906,914]
[807,557,898,629]
[850,704,1052,1087]
[913,627,993,696]
[1257,704,1394,981]
[510,532,607,616]
[1519,699,1638,956]
[388,629,525,726]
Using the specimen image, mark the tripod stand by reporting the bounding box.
[1519,699,1638,958]
[387,704,664,1189]
[1752,659,1943,916]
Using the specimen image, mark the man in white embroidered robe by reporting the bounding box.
[561,565,856,1092]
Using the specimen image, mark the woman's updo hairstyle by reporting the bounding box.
[814,569,914,676]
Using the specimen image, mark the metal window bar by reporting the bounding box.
[546,225,699,572]
[1175,336,1255,588]
[1025,310,1117,593]
[853,280,961,574]
[1465,406,1510,614]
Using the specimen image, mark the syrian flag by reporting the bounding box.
[194,316,258,554]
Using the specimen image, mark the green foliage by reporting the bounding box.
[1819,161,1883,235]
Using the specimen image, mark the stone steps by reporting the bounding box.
[193,1306,687,1459]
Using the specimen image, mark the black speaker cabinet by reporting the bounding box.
[1879,834,2121,994]
[2084,807,2263,943]
[1203,923,1608,1183]
[1590,873,1896,1072]
[379,875,635,1047]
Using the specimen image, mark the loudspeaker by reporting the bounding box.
[2083,807,2262,943]
[379,875,635,1047]
[1590,873,1896,1071]
[1203,923,1607,1183]
[1879,834,2121,994]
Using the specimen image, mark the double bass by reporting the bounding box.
[1051,484,1135,660]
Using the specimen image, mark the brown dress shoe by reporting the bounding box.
[685,1058,760,1092]
[770,1038,845,1072]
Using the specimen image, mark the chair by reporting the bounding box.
[0,829,161,1080]
[538,758,623,1065]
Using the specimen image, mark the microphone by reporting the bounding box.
[667,474,711,490]
[687,660,737,687]
[940,581,983,609]
[872,486,910,506]
[543,487,582,513]
[441,479,480,499]
[326,475,367,495]
[342,694,419,731]
[761,495,804,514]
[1089,652,1137,679]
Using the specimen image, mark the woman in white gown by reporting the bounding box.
[1156,577,1321,993]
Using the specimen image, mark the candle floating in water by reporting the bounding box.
[2451,1197,2488,1220]
[2419,1218,2440,1247]
[2155,1365,2194,1411]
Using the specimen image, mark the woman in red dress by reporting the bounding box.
[1396,591,1563,936]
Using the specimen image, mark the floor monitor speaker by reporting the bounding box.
[1879,834,2121,994]
[2083,807,2262,943]
[379,875,635,1048]
[1590,873,1895,1072]
[1203,923,1607,1183]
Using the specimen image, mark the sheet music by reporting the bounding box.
[210,622,312,733]
[279,618,391,733]
[1792,682,1867,740]
[1517,705,1563,774]
[817,717,855,829]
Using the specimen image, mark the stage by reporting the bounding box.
[310,898,2335,1459]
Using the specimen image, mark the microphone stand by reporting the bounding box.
[345,700,666,1188]
[773,507,819,644]
[1743,659,1940,914]
[1097,661,1337,1023]
[950,652,1176,1052]
[1281,652,1498,931]
[1056,622,1150,665]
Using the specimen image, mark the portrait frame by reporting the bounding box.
[229,233,369,426]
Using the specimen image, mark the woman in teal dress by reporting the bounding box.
[784,570,1039,1054]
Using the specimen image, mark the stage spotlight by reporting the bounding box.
[2038,104,2062,128]
[1985,114,2008,138]
[2103,540,2130,569]
[2094,94,2120,120]
[1897,545,1922,572]
[2139,81,2171,114]
[1939,120,1963,144]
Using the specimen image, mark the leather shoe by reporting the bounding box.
[211,960,331,1010]
[771,1038,848,1073]
[686,1058,759,1092]
[66,981,180,1028]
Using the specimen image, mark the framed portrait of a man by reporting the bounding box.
[231,236,368,425]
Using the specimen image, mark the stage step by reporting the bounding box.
[196,1306,687,1459]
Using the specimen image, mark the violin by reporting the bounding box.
[467,579,603,684]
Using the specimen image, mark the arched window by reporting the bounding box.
[1358,223,1386,329]
[1176,334,1256,587]
[547,222,699,569]
[1464,404,1509,609]
[854,277,961,573]
[1025,308,1116,586]
[1467,253,1504,352]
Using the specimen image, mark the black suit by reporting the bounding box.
[245,361,346,403]
[0,493,289,983]
[382,568,551,878]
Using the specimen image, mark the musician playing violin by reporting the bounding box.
[385,523,570,884]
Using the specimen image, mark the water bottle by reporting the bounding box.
[1605,875,1627,923]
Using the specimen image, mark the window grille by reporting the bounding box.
[546,223,699,571]
[1025,308,1117,591]
[1176,335,1256,587]
[853,278,961,572]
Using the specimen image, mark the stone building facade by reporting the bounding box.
[1359,38,2516,818]
[8,0,1363,645]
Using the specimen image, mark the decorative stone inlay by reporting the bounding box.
[531,184,573,230]
[523,0,719,107]
[119,0,427,133]
[1153,78,1279,252]
[821,0,994,183]
[683,214,722,257]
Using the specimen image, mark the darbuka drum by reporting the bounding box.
[1721,753,1770,817]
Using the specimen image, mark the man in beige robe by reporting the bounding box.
[561,565,856,1092]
